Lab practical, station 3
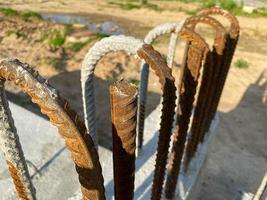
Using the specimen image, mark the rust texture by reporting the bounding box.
[110,80,137,200]
[6,161,29,199]
[182,15,227,168]
[137,44,176,200]
[197,8,240,150]
[0,59,105,200]
[164,28,210,200]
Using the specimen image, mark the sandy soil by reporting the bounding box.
[0,0,266,199]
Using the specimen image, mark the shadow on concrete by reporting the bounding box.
[189,70,267,200]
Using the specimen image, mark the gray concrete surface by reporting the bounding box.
[0,102,218,200]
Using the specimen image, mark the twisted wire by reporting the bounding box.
[0,80,36,200]
[138,21,184,150]
[81,35,144,147]
[0,58,105,199]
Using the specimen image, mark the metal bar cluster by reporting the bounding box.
[0,6,239,200]
[184,7,240,170]
[110,80,137,200]
[0,58,105,200]
[165,28,210,199]
[81,35,177,200]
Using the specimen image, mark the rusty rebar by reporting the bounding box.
[198,8,240,144]
[110,80,137,200]
[0,58,105,200]
[137,44,177,200]
[138,22,183,151]
[182,15,227,169]
[164,28,209,200]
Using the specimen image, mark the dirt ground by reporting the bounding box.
[0,0,266,199]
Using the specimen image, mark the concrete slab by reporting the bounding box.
[0,102,219,200]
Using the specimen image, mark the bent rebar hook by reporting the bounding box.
[0,59,105,200]
[80,35,177,200]
[138,21,185,151]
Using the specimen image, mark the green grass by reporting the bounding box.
[234,59,249,69]
[129,78,140,86]
[20,11,42,20]
[108,1,160,11]
[68,40,91,52]
[0,8,19,16]
[48,29,65,47]
[0,8,43,20]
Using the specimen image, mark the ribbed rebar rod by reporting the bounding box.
[0,58,105,200]
[137,44,176,200]
[0,80,36,200]
[164,28,210,200]
[182,15,227,169]
[198,8,240,144]
[110,80,137,200]
[80,35,177,200]
[137,22,184,150]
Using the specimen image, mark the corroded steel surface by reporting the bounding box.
[137,44,176,200]
[138,22,183,151]
[81,35,177,200]
[0,79,35,200]
[199,8,240,144]
[199,6,240,38]
[164,28,210,200]
[110,80,137,200]
[0,58,105,200]
[182,15,227,169]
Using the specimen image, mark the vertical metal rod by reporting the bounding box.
[165,40,207,199]
[183,51,214,168]
[110,80,137,200]
[180,15,227,169]
[166,33,178,68]
[137,63,149,151]
[137,44,177,200]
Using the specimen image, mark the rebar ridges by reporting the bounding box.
[138,44,177,200]
[0,58,105,200]
[165,41,207,199]
[110,79,137,200]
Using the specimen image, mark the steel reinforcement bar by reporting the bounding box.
[164,28,210,200]
[0,58,105,200]
[80,35,177,200]
[138,21,184,151]
[198,7,240,143]
[182,15,227,169]
[110,80,137,200]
